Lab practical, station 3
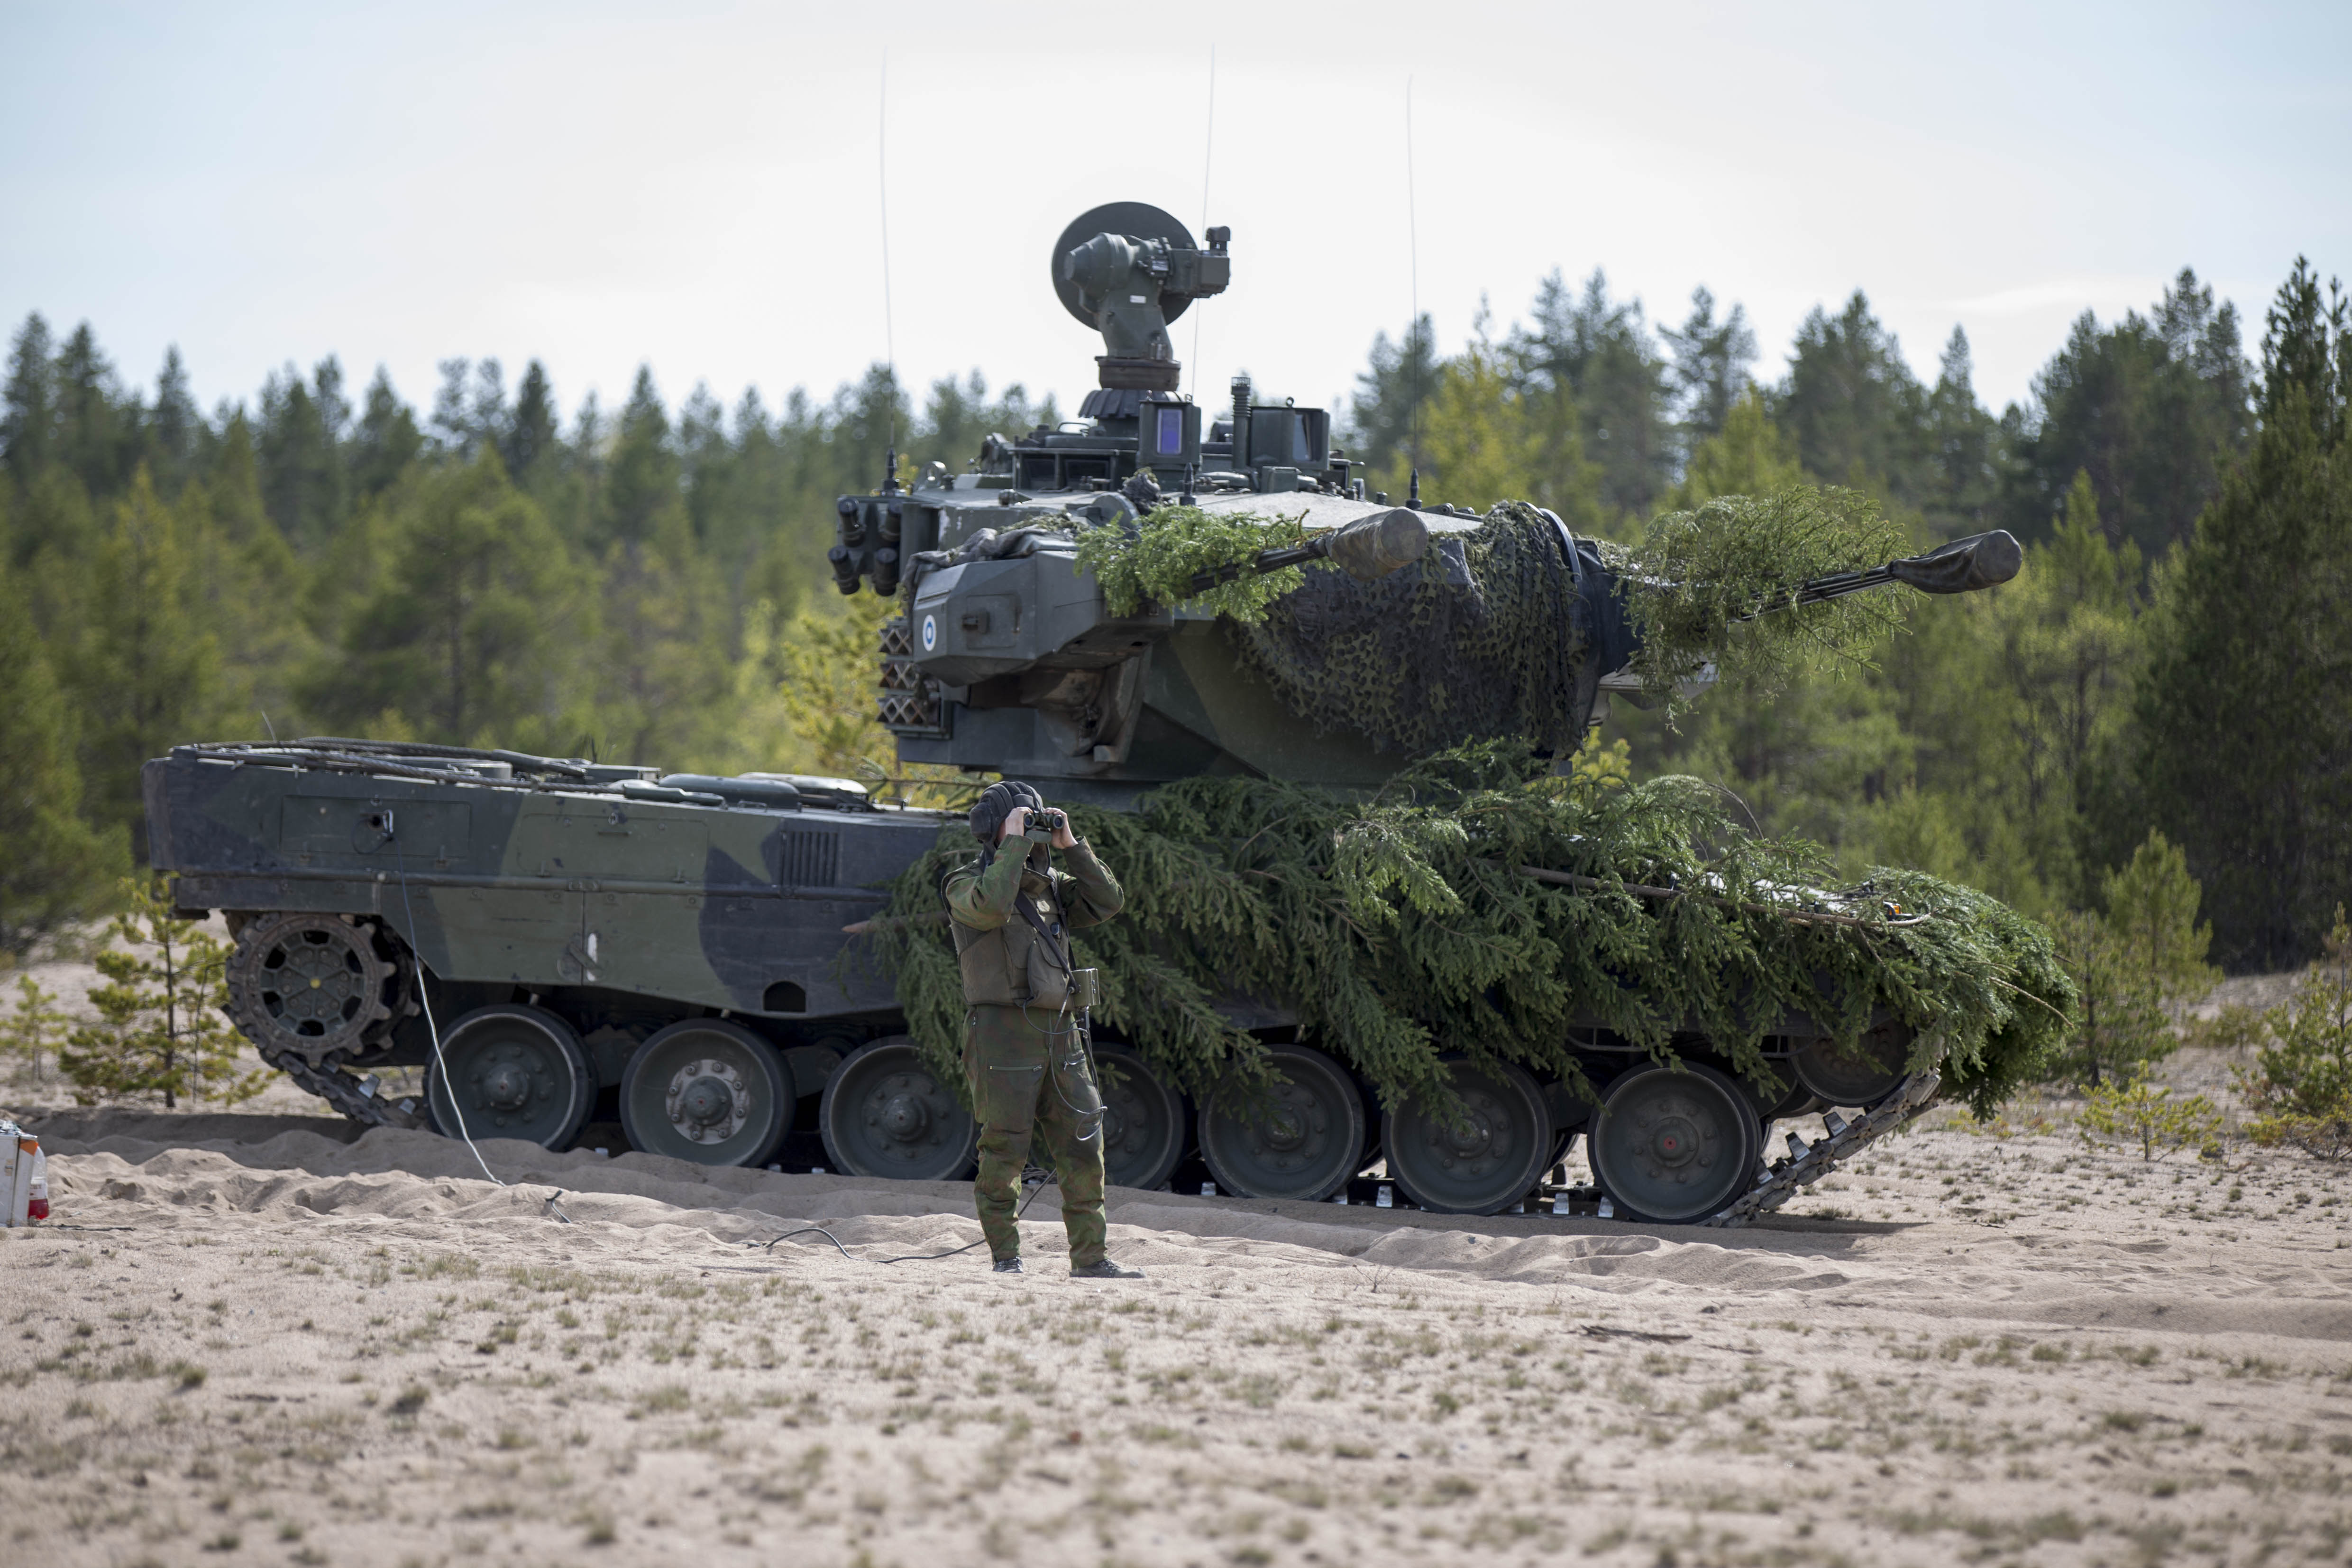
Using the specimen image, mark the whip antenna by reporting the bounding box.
[1406,76,1421,510]
[879,46,899,492]
[1189,46,1216,401]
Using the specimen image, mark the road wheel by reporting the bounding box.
[225,912,404,1064]
[818,1037,978,1181]
[1383,1057,1552,1215]
[619,1019,793,1168]
[424,1004,594,1152]
[1093,1042,1187,1192]
[1587,1061,1762,1224]
[1197,1043,1364,1202]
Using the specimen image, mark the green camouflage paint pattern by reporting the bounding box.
[144,749,954,1087]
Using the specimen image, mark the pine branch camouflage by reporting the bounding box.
[863,740,2073,1125]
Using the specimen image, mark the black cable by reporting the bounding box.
[762,1175,1052,1264]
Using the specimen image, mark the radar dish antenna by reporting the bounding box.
[1051,202,1199,330]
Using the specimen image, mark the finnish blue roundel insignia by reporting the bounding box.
[920,614,938,652]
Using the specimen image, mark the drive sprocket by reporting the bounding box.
[225,912,408,1067]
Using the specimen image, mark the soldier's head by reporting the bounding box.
[969,779,1046,846]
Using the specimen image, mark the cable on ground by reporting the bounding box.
[762,1176,1051,1264]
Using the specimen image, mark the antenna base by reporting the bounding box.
[1096,356,1182,392]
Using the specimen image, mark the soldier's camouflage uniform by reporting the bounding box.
[943,838,1123,1266]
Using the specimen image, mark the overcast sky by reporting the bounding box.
[4,2,2345,438]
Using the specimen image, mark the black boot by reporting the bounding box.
[993,1256,1024,1274]
[1070,1258,1145,1280]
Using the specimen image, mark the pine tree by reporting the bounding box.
[2047,831,2215,1086]
[2007,270,2251,555]
[591,505,737,767]
[147,346,201,492]
[0,559,122,955]
[429,357,477,455]
[597,366,680,551]
[53,322,133,500]
[71,468,222,851]
[351,366,424,499]
[2243,908,2352,1157]
[2050,903,2166,1085]
[1772,291,1931,502]
[60,879,262,1109]
[256,358,350,549]
[1511,270,1673,520]
[2102,829,2219,1004]
[0,975,71,1086]
[1924,328,2002,538]
[2,312,56,485]
[830,364,913,503]
[2260,257,2349,445]
[504,359,559,484]
[1660,285,1757,451]
[180,433,311,741]
[770,590,909,779]
[1396,328,1539,514]
[306,451,590,747]
[2132,261,2352,968]
[1665,390,1805,510]
[1979,471,2145,906]
[470,358,510,457]
[1347,313,1439,486]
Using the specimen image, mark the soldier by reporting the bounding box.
[944,780,1144,1279]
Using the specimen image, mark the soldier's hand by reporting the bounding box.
[1050,813,1078,850]
[1001,806,1029,843]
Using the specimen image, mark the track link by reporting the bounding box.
[1704,1069,1942,1228]
[263,1049,426,1132]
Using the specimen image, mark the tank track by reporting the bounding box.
[1704,1069,1942,1228]
[262,1039,1934,1224]
[262,1048,425,1133]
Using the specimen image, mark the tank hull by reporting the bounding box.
[146,742,1902,1219]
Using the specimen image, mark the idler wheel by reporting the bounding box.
[1196,1044,1364,1202]
[425,1004,594,1152]
[1586,1061,1763,1225]
[1382,1057,1552,1215]
[818,1037,977,1181]
[620,1020,792,1168]
[1791,1027,1909,1108]
[225,912,404,1065]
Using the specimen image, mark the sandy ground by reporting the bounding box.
[7,1100,2352,1568]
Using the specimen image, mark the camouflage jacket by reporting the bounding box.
[943,839,1123,1007]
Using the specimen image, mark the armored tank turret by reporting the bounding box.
[829,202,2019,805]
[146,202,2053,1227]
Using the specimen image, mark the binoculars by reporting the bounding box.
[1021,807,1069,844]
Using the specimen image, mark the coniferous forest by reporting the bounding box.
[2,255,2346,1017]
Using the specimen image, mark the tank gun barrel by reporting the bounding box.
[1184,506,1428,595]
[1750,529,2023,619]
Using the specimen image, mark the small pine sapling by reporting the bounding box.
[59,879,265,1108]
[1,973,71,1085]
[2052,831,2220,1086]
[2075,1067,2224,1163]
[2241,908,2352,1159]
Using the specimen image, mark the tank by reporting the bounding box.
[146,201,2031,1224]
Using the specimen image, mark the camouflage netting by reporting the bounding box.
[1231,501,1594,756]
[854,740,2074,1123]
[1065,486,1907,758]
[1220,486,1907,755]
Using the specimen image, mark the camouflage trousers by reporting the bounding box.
[963,1004,1107,1266]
